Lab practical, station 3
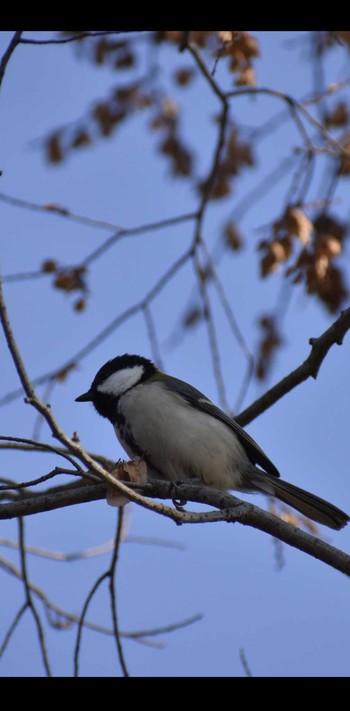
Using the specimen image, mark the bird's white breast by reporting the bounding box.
[117,381,250,489]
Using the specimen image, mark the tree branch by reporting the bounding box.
[0,552,201,649]
[0,31,22,90]
[18,518,51,675]
[19,31,125,46]
[237,306,350,426]
[109,509,129,677]
[1,479,349,577]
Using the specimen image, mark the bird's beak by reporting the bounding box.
[75,390,93,402]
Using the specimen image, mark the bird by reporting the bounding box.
[75,353,349,530]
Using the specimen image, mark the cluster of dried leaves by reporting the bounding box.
[217,30,259,86]
[46,31,259,174]
[256,315,283,381]
[259,206,348,314]
[42,31,350,382]
[198,128,254,200]
[41,259,88,312]
[256,205,348,378]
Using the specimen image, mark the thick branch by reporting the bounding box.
[0,480,106,517]
[0,479,349,577]
[237,307,350,426]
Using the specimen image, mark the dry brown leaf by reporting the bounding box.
[217,31,234,44]
[54,363,77,382]
[162,97,178,119]
[43,203,69,215]
[324,101,349,127]
[72,130,92,149]
[285,206,313,245]
[224,222,242,251]
[41,259,58,273]
[256,315,283,380]
[235,66,257,87]
[74,297,87,312]
[174,67,194,86]
[106,459,148,507]
[47,134,63,164]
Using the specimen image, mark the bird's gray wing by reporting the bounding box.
[158,374,280,478]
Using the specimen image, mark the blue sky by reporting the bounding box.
[1,31,350,677]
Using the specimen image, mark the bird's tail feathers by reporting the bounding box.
[249,470,349,531]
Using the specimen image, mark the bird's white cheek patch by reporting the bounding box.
[97,365,144,397]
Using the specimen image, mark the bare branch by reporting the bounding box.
[0,31,22,90]
[18,518,51,675]
[82,212,197,267]
[0,190,127,230]
[192,250,230,411]
[237,306,350,427]
[0,603,27,658]
[0,534,184,561]
[239,648,253,677]
[225,85,350,156]
[0,249,192,407]
[142,303,164,369]
[0,438,114,469]
[125,612,203,640]
[109,509,129,677]
[1,479,349,576]
[186,41,227,104]
[0,480,106,518]
[0,191,196,240]
[19,31,128,46]
[0,468,79,494]
[74,570,109,676]
[0,552,201,648]
[0,271,203,519]
[198,240,255,412]
[0,435,83,472]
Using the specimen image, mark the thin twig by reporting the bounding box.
[18,518,52,675]
[19,31,125,46]
[0,603,27,657]
[0,552,200,646]
[0,537,117,561]
[239,648,253,677]
[0,435,84,471]
[109,508,129,677]
[187,41,227,104]
[143,303,164,369]
[0,249,192,407]
[183,41,231,408]
[0,190,196,240]
[74,571,109,676]
[0,468,79,493]
[0,533,185,561]
[198,240,255,412]
[192,251,229,411]
[0,438,114,469]
[2,270,48,283]
[0,31,22,90]
[225,85,349,155]
[125,613,203,640]
[0,270,199,519]
[82,212,197,267]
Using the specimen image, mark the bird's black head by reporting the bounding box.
[75,353,157,421]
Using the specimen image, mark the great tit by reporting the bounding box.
[75,353,349,530]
